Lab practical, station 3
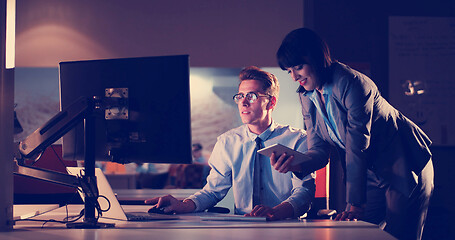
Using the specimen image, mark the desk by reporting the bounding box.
[5,205,396,240]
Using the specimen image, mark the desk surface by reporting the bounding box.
[5,205,396,240]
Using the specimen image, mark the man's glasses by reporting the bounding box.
[233,92,271,104]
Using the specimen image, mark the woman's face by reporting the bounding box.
[286,64,319,91]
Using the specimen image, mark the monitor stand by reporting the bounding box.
[66,114,114,229]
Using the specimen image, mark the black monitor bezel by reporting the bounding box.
[59,55,192,164]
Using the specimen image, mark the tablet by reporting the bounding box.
[257,143,306,160]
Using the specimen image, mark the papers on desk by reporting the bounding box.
[200,214,267,222]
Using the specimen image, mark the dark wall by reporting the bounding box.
[313,0,455,99]
[15,0,304,67]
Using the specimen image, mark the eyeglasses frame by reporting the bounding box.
[232,91,272,104]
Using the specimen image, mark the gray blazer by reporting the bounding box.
[298,62,432,205]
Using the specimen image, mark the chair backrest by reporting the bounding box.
[175,164,205,189]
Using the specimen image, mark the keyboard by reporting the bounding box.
[125,212,180,221]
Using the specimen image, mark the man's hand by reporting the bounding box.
[334,203,364,221]
[144,194,196,214]
[270,152,302,173]
[245,202,294,221]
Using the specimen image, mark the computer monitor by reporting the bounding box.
[59,55,192,164]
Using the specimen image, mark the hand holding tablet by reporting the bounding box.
[257,143,313,174]
[257,143,307,161]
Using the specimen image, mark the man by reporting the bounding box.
[145,66,315,220]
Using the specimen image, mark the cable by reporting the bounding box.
[14,192,110,227]
[14,206,84,227]
[14,166,112,227]
[74,171,111,216]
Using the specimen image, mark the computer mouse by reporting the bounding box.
[148,206,174,215]
[207,206,230,214]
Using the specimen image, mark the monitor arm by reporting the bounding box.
[13,96,114,228]
[17,96,93,161]
[16,87,129,163]
[13,161,81,188]
[14,96,94,188]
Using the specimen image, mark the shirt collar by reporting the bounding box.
[322,83,332,95]
[246,121,277,142]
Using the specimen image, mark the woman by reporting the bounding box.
[274,28,433,240]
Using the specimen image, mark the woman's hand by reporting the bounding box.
[270,152,302,173]
[334,203,365,221]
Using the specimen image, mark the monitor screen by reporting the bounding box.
[59,55,192,164]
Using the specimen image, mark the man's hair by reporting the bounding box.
[238,66,279,99]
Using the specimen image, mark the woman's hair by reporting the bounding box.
[239,66,280,99]
[276,28,333,83]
